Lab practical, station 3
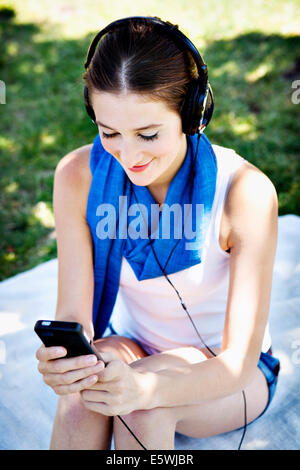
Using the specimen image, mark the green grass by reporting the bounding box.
[0,0,300,281]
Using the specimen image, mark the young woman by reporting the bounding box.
[36,17,280,450]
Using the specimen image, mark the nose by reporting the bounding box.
[118,140,143,169]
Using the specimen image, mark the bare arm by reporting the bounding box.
[53,144,94,338]
[149,167,279,408]
[35,144,108,395]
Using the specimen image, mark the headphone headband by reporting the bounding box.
[84,16,208,82]
[83,16,214,135]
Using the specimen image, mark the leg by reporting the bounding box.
[113,346,269,449]
[174,366,269,438]
[50,392,113,450]
[50,334,149,450]
[113,406,178,450]
[113,346,212,450]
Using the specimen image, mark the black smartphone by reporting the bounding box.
[34,320,105,362]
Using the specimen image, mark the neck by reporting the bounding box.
[147,135,188,205]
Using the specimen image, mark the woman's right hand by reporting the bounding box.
[36,345,105,395]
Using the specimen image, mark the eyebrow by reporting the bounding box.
[96,121,163,131]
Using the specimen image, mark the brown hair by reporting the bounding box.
[82,17,198,116]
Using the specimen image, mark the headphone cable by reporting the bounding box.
[128,131,248,451]
[116,415,148,450]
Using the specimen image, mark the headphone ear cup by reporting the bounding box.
[202,83,214,128]
[181,80,198,135]
[84,86,96,123]
[181,80,214,135]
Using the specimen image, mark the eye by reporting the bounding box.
[141,133,158,141]
[102,132,158,142]
[102,132,118,139]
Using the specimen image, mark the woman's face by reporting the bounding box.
[91,91,188,191]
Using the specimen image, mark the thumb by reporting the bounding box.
[96,350,120,366]
[97,353,126,382]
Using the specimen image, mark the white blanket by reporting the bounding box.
[0,214,299,450]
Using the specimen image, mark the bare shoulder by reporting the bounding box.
[225,159,278,249]
[54,143,93,215]
[55,143,93,184]
[227,159,278,212]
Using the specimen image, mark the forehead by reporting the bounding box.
[91,91,175,128]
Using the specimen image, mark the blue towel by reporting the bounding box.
[86,132,218,339]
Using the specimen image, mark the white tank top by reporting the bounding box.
[109,143,272,355]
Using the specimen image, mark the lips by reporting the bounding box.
[128,159,153,172]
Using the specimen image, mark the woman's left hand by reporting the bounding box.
[80,351,154,416]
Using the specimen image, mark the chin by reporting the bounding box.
[127,174,153,186]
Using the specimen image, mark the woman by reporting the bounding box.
[36,17,280,450]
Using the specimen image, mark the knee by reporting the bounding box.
[115,407,175,431]
[55,392,112,431]
[94,335,148,364]
[55,393,90,426]
[55,393,113,433]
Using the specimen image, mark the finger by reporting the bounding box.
[43,361,105,386]
[41,354,102,375]
[96,351,120,364]
[36,345,67,362]
[80,388,111,404]
[98,359,126,383]
[52,374,99,395]
[86,381,109,391]
[82,400,115,416]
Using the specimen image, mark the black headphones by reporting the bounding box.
[83,16,214,135]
